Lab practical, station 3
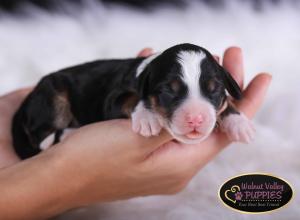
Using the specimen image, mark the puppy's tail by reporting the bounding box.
[12,106,41,159]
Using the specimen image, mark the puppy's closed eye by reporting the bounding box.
[207,80,216,92]
[158,80,182,103]
[170,80,181,93]
[205,79,223,93]
[158,90,175,105]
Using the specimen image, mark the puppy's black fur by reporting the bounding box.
[13,58,144,158]
[12,43,241,159]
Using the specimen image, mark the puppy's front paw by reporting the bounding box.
[220,113,255,143]
[131,103,162,137]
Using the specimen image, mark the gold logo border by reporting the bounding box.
[218,172,294,215]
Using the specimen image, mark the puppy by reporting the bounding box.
[12,43,254,159]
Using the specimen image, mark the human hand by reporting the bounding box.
[0,47,271,220]
[138,47,272,182]
[0,88,32,168]
[50,47,272,208]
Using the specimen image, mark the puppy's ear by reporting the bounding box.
[137,67,151,100]
[218,65,242,100]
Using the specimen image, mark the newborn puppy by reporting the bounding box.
[12,43,254,159]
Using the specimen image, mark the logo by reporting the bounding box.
[219,173,293,214]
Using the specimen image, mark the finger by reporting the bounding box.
[137,48,154,57]
[104,120,172,153]
[0,88,33,140]
[139,129,173,154]
[150,131,229,172]
[1,88,32,111]
[213,55,220,63]
[235,73,272,119]
[192,132,229,168]
[223,47,244,89]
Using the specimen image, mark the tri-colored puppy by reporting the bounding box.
[12,43,254,159]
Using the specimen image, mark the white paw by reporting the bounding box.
[220,113,255,143]
[40,133,55,150]
[131,102,162,137]
[39,129,77,150]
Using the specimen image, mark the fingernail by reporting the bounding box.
[213,55,220,63]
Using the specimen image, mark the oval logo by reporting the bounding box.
[219,173,293,214]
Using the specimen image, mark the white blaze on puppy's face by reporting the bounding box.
[166,51,217,144]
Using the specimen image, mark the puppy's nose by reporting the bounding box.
[186,114,204,128]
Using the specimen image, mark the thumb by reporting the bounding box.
[235,73,272,119]
[135,129,173,154]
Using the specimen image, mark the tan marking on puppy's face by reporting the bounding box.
[149,95,168,118]
[121,92,139,117]
[170,79,181,93]
[207,79,216,92]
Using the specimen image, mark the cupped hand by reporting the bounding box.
[49,47,271,207]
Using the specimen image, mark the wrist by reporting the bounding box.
[50,143,109,208]
[47,145,91,209]
[0,141,21,168]
[0,146,78,219]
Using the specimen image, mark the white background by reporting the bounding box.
[0,1,299,219]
